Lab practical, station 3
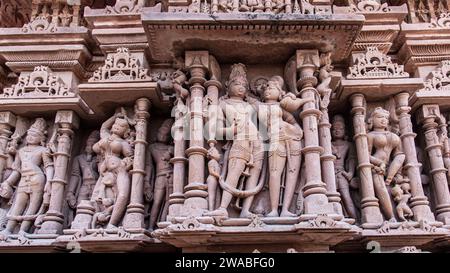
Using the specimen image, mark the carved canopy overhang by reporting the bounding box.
[141,12,365,64]
[0,26,95,78]
[0,66,92,118]
[78,47,172,119]
[397,20,450,73]
[410,61,450,111]
[334,46,423,106]
[334,4,408,54]
[83,4,162,53]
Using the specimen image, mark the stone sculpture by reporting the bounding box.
[331,115,358,219]
[367,107,406,222]
[0,118,54,239]
[90,109,134,229]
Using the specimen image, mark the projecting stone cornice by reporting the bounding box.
[141,12,365,64]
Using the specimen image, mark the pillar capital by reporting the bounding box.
[417,104,441,126]
[0,112,16,128]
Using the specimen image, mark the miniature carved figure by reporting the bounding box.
[207,144,222,211]
[392,183,413,221]
[367,107,406,222]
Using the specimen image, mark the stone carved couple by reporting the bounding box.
[205,64,313,219]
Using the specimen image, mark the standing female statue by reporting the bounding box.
[0,118,54,239]
[367,107,405,222]
[91,109,134,229]
[257,76,311,217]
[206,64,265,218]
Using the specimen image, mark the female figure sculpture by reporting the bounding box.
[257,76,310,217]
[206,64,265,218]
[367,107,406,222]
[331,115,358,219]
[0,118,54,238]
[91,109,134,229]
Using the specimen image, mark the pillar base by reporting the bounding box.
[123,203,146,229]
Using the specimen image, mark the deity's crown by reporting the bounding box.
[226,63,249,90]
[27,118,47,137]
[160,119,174,132]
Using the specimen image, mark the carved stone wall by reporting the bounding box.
[1,0,450,253]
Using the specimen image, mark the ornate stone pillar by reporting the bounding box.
[0,112,16,182]
[394,93,436,223]
[296,50,334,218]
[350,94,383,227]
[123,98,151,229]
[319,98,343,216]
[39,110,79,234]
[182,51,209,217]
[168,99,188,220]
[418,104,450,227]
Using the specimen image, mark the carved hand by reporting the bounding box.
[67,192,77,209]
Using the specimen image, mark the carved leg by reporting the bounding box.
[207,176,218,211]
[207,158,246,217]
[266,155,286,217]
[149,176,166,230]
[373,174,395,221]
[281,141,301,217]
[107,171,130,228]
[3,192,28,235]
[20,190,43,232]
[338,177,357,220]
[240,142,264,218]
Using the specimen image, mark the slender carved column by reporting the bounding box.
[394,93,436,223]
[296,50,334,218]
[39,111,79,234]
[319,102,343,216]
[418,104,450,227]
[350,94,383,227]
[0,112,16,182]
[123,98,151,229]
[182,51,209,217]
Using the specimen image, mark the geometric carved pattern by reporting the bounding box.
[89,48,151,82]
[1,66,73,98]
[421,60,450,91]
[347,47,409,79]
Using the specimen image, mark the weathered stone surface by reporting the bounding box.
[2,0,450,253]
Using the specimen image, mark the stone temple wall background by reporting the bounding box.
[0,0,450,253]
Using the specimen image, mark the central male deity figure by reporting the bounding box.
[206,64,264,218]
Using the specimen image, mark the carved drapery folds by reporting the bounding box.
[1,66,74,98]
[347,47,409,79]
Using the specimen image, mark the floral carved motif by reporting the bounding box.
[89,48,150,82]
[430,12,450,28]
[347,47,409,79]
[1,66,73,98]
